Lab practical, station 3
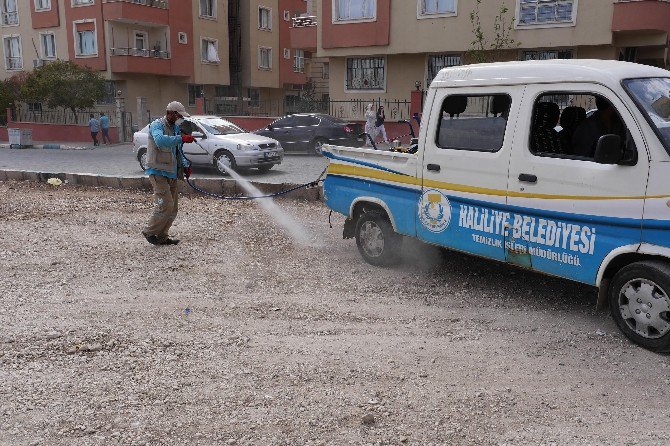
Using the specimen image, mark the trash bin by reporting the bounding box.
[8,128,33,149]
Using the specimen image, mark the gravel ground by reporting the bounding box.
[1,180,669,446]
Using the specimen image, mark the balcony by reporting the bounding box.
[102,0,169,26]
[613,1,670,33]
[110,47,171,75]
[290,15,317,51]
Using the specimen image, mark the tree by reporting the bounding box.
[296,80,320,113]
[0,72,27,116]
[467,0,518,64]
[21,60,105,120]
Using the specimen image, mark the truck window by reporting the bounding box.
[529,92,633,161]
[435,94,511,152]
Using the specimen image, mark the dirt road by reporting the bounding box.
[1,181,668,446]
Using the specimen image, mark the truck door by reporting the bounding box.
[506,85,648,284]
[418,87,524,262]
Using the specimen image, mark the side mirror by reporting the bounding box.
[594,134,623,164]
[191,131,204,139]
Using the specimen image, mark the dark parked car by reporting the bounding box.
[254,113,362,154]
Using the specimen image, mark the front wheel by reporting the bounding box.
[214,151,236,176]
[138,148,148,171]
[354,211,402,266]
[609,261,670,353]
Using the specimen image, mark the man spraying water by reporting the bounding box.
[141,101,194,246]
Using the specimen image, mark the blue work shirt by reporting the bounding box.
[100,115,109,129]
[89,118,99,132]
[145,119,188,179]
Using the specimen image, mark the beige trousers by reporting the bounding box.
[143,175,179,242]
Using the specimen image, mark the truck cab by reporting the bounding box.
[322,60,670,352]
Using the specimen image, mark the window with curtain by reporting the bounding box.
[258,7,272,30]
[75,22,97,56]
[334,0,376,21]
[420,0,456,15]
[2,0,18,25]
[346,57,384,90]
[293,49,304,73]
[199,0,215,18]
[41,33,56,59]
[35,0,51,11]
[259,47,272,69]
[201,38,220,63]
[4,36,21,70]
[518,0,575,25]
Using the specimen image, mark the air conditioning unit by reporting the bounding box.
[178,32,187,44]
[33,59,44,68]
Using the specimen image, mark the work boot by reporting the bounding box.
[143,234,160,245]
[160,238,180,245]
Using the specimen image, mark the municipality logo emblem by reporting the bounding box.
[419,190,451,233]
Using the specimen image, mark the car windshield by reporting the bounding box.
[197,118,244,135]
[623,77,670,151]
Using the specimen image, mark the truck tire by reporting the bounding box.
[609,260,670,353]
[354,211,402,266]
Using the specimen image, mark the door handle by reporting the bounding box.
[426,164,441,172]
[518,173,537,184]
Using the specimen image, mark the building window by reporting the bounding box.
[72,0,94,5]
[346,57,384,91]
[1,0,18,26]
[199,0,216,18]
[188,84,203,106]
[35,0,51,11]
[259,46,272,70]
[334,0,376,22]
[517,0,575,26]
[322,62,329,79]
[283,48,290,59]
[3,35,21,69]
[293,49,304,73]
[40,32,56,59]
[134,30,148,56]
[74,21,97,56]
[258,6,272,30]
[523,49,573,60]
[427,54,460,85]
[419,0,456,16]
[201,38,219,63]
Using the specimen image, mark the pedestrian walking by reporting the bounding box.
[141,101,194,246]
[375,105,389,144]
[100,112,111,144]
[88,114,100,146]
[364,103,377,146]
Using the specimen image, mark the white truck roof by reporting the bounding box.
[430,59,670,89]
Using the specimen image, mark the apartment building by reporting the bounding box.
[317,0,670,103]
[0,0,229,125]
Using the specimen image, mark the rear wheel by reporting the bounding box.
[138,148,148,171]
[609,260,670,352]
[312,138,327,155]
[214,151,236,176]
[354,211,402,266]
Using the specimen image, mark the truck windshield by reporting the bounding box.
[623,77,670,151]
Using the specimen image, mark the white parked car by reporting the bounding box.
[133,115,284,174]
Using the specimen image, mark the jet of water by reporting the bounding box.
[221,165,320,247]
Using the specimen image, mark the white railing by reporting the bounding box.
[6,57,22,70]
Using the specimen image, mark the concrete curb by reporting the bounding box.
[0,170,322,202]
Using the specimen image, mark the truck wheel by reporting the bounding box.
[609,261,670,353]
[355,211,402,266]
[138,148,147,171]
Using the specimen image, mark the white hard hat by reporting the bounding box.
[166,101,190,117]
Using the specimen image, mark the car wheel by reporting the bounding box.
[138,148,148,171]
[257,164,274,173]
[355,211,402,266]
[214,151,236,175]
[609,260,670,352]
[312,138,327,155]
